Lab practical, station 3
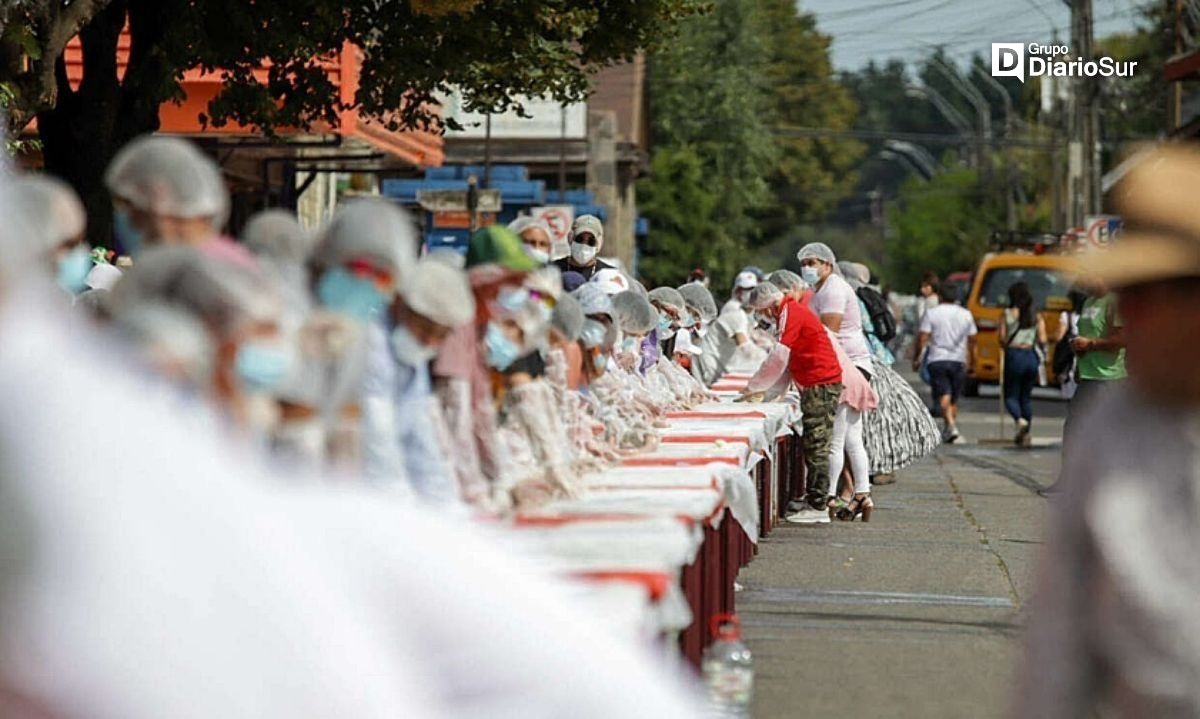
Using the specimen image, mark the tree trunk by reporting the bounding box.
[37,0,171,253]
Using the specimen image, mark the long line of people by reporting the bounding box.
[0,132,943,714]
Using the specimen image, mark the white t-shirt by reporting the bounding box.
[810,273,873,371]
[919,302,977,364]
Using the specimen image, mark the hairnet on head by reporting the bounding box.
[104,136,229,225]
[113,302,215,386]
[109,246,282,335]
[767,269,806,292]
[571,283,614,320]
[626,278,648,298]
[677,283,718,322]
[611,291,657,335]
[747,282,784,310]
[311,198,416,280]
[242,210,313,264]
[591,268,631,296]
[647,286,686,312]
[402,257,474,328]
[9,175,86,252]
[507,215,552,238]
[840,261,871,287]
[550,292,584,341]
[797,242,837,266]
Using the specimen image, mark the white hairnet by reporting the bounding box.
[767,269,806,292]
[611,291,656,335]
[402,257,474,328]
[647,286,686,312]
[590,268,631,296]
[105,136,229,225]
[242,210,313,264]
[9,175,86,252]
[311,198,417,280]
[571,283,614,320]
[109,246,282,334]
[626,278,648,298]
[797,242,837,265]
[747,282,784,310]
[550,293,584,341]
[507,215,552,238]
[839,261,871,288]
[676,283,718,322]
[113,301,215,386]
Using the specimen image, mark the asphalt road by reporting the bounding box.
[739,381,1064,718]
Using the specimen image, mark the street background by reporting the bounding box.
[743,380,1065,718]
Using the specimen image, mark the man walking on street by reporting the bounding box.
[912,281,977,443]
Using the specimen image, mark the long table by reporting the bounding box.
[506,373,804,667]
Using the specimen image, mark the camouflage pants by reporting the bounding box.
[800,383,843,508]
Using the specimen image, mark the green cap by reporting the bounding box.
[465,225,540,272]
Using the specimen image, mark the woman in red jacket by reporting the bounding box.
[747,283,843,524]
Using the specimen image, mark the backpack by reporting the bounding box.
[856,286,896,343]
[1051,318,1076,378]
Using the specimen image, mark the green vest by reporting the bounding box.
[1076,294,1126,381]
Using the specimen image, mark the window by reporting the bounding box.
[977,267,1071,310]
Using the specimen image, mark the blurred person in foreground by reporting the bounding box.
[8,175,91,299]
[1016,145,1200,718]
[104,135,254,267]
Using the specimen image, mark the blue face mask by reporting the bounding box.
[800,266,821,285]
[316,267,387,321]
[235,342,292,392]
[390,325,438,367]
[56,245,93,295]
[113,208,145,258]
[592,352,608,371]
[483,322,520,370]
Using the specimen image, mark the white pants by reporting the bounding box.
[829,404,871,497]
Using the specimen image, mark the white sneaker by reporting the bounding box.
[946,425,961,444]
[785,506,831,524]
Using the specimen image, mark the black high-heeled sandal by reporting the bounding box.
[837,493,874,522]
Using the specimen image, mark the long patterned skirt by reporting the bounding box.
[863,357,941,475]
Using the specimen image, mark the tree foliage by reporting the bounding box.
[0,0,704,244]
[637,0,859,290]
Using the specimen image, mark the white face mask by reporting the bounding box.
[525,247,550,264]
[570,241,598,265]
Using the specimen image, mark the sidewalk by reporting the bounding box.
[738,441,1060,718]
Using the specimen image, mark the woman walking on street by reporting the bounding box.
[999,282,1046,447]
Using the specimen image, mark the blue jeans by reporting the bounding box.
[1003,348,1039,422]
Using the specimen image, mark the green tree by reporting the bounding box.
[756,0,863,240]
[0,0,703,242]
[887,163,996,290]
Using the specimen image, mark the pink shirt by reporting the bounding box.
[826,328,877,412]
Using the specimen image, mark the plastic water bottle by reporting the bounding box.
[701,613,754,718]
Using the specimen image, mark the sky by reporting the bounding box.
[801,0,1147,72]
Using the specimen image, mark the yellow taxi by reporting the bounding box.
[963,234,1079,395]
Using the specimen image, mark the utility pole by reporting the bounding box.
[1068,0,1098,225]
[974,67,1018,230]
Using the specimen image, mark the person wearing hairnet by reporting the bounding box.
[546,292,586,390]
[242,209,315,317]
[767,269,811,305]
[285,199,416,472]
[8,175,91,298]
[746,281,844,524]
[797,242,874,379]
[678,282,738,387]
[364,256,474,507]
[507,215,554,265]
[552,214,612,281]
[104,135,255,268]
[611,290,659,375]
[648,285,688,356]
[432,225,540,509]
[107,246,291,440]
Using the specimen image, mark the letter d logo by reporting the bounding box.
[991,43,1025,82]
